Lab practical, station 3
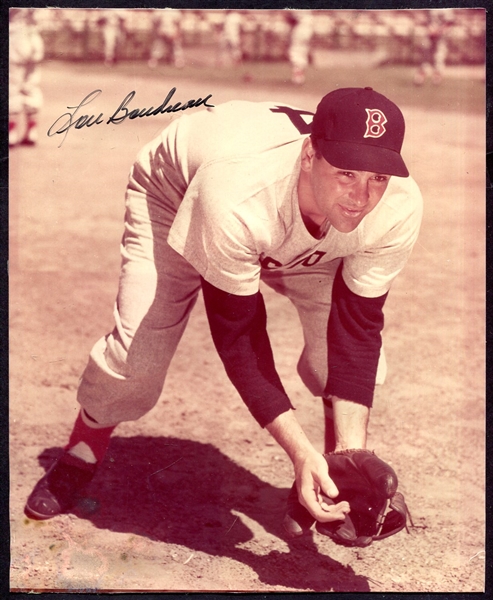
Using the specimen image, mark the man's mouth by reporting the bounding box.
[340,205,363,218]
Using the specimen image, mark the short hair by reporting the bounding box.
[309,135,324,159]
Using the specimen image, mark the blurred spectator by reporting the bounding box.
[217,10,243,66]
[413,10,454,85]
[264,11,289,62]
[332,12,353,50]
[375,11,414,67]
[9,8,44,146]
[148,9,185,69]
[11,8,485,71]
[97,9,127,67]
[351,11,383,51]
[240,11,263,62]
[64,9,90,57]
[286,10,314,85]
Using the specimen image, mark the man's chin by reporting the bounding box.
[332,220,361,234]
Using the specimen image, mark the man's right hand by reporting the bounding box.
[294,447,350,523]
[265,409,350,526]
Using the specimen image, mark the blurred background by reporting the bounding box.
[35,8,485,68]
[9,7,486,147]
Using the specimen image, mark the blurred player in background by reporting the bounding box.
[386,11,415,66]
[286,11,314,85]
[217,10,243,67]
[413,9,453,86]
[97,10,127,67]
[148,9,185,69]
[9,8,44,147]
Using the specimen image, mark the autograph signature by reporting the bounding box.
[47,88,214,147]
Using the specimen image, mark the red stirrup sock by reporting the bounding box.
[65,410,116,463]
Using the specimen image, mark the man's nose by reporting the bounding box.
[348,180,369,206]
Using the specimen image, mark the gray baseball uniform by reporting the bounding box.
[77,100,422,427]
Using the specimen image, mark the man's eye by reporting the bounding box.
[340,171,354,177]
[374,176,389,182]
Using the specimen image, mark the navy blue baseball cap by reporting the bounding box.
[311,87,409,177]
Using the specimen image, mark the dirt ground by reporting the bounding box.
[9,58,485,592]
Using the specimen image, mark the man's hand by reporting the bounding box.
[266,409,350,524]
[294,448,350,522]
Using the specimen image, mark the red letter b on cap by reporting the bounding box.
[364,109,387,139]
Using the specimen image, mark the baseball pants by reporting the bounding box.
[9,61,43,116]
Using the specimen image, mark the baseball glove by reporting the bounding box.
[316,449,410,548]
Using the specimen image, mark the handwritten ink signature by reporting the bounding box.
[47,90,104,147]
[47,88,214,147]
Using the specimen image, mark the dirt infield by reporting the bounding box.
[9,60,485,592]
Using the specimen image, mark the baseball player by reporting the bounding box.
[9,8,44,146]
[413,10,453,86]
[217,10,243,67]
[286,11,314,85]
[97,10,127,67]
[25,88,422,535]
[148,9,185,69]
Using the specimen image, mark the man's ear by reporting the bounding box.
[300,137,315,172]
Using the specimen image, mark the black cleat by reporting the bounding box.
[282,482,316,537]
[24,452,97,520]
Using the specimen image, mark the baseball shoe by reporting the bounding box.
[24,451,97,520]
[291,68,306,85]
[432,70,443,85]
[21,119,38,146]
[282,482,316,537]
[413,70,426,86]
[9,121,21,147]
[174,57,185,69]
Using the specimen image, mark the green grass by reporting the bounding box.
[62,59,485,115]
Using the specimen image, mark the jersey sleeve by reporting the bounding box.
[201,278,294,427]
[325,263,387,407]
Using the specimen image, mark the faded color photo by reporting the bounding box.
[9,7,486,593]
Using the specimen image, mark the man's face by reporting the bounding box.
[299,138,391,233]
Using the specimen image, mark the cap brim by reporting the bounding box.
[318,139,409,178]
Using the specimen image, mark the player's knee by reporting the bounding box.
[104,329,165,380]
[78,334,165,422]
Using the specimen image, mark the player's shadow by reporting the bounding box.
[37,436,370,592]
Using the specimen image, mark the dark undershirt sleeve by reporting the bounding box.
[325,263,388,407]
[201,278,294,428]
